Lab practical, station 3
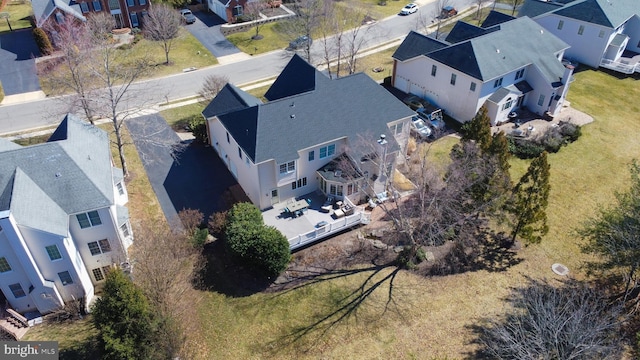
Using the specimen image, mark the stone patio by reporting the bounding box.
[493,103,594,139]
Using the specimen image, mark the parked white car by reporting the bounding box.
[400,3,418,15]
[411,116,432,139]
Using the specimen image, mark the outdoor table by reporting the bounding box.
[288,199,309,213]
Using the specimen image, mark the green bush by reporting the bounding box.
[191,227,209,247]
[0,81,4,103]
[33,28,53,55]
[224,203,290,278]
[508,138,545,159]
[188,116,208,144]
[509,122,582,159]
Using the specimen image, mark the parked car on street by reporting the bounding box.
[411,116,432,139]
[180,9,196,24]
[440,6,458,18]
[400,3,419,15]
[289,35,312,50]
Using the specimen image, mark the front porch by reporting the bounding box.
[262,191,371,251]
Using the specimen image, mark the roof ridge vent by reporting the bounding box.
[55,172,61,178]
[496,48,500,53]
[290,114,295,119]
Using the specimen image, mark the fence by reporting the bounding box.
[288,211,370,250]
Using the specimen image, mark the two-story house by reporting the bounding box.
[207,0,249,23]
[392,13,574,125]
[32,0,149,30]
[0,114,133,316]
[202,54,415,211]
[519,0,640,73]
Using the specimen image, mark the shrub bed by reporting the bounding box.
[508,121,582,159]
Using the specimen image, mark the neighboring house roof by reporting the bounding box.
[0,115,115,233]
[32,0,86,27]
[520,0,639,28]
[425,16,569,83]
[481,11,516,28]
[445,21,493,44]
[392,31,448,61]
[264,54,331,101]
[209,55,415,165]
[518,0,564,18]
[202,83,262,118]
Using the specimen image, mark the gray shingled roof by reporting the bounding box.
[265,54,331,101]
[426,16,569,82]
[518,0,564,18]
[481,10,516,28]
[520,0,638,28]
[209,55,415,165]
[32,0,85,27]
[392,31,449,61]
[202,83,262,119]
[0,114,116,233]
[445,22,492,44]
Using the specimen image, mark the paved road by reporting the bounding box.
[183,10,242,58]
[0,30,41,95]
[0,0,477,134]
[126,114,238,223]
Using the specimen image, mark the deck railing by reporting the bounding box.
[600,58,640,74]
[288,211,370,250]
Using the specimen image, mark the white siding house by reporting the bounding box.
[203,55,415,211]
[392,14,574,125]
[0,115,132,316]
[519,0,640,73]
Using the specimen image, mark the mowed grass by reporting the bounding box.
[23,69,640,358]
[0,2,33,33]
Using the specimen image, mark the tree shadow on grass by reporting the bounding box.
[58,338,101,360]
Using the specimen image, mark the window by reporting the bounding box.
[55,12,64,23]
[450,73,456,85]
[391,122,403,135]
[88,239,111,256]
[598,30,605,38]
[329,184,336,195]
[0,257,11,272]
[279,161,295,174]
[130,12,138,27]
[116,182,124,195]
[80,2,89,12]
[233,5,243,16]
[238,146,242,159]
[319,144,335,159]
[139,0,145,5]
[308,150,314,161]
[92,268,105,281]
[120,223,130,238]
[76,210,102,229]
[557,20,563,30]
[92,0,101,11]
[127,0,134,6]
[538,94,545,106]
[291,177,307,190]
[502,98,513,111]
[46,245,62,261]
[226,132,230,143]
[58,271,73,286]
[431,65,437,77]
[515,69,525,80]
[337,185,343,196]
[470,82,476,92]
[347,183,358,195]
[578,25,584,35]
[493,77,503,88]
[9,283,25,298]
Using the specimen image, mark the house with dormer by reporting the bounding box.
[207,0,249,23]
[519,0,640,73]
[202,55,415,211]
[0,114,132,318]
[391,13,575,125]
[32,0,149,30]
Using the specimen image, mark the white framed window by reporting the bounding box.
[88,239,112,256]
[120,223,130,238]
[578,25,584,35]
[502,98,513,111]
[127,0,134,6]
[538,94,545,106]
[80,2,89,12]
[308,150,314,161]
[46,245,62,261]
[470,82,476,92]
[233,5,243,16]
[431,65,437,77]
[9,283,25,298]
[493,78,503,88]
[319,144,336,159]
[279,161,295,174]
[515,68,525,80]
[0,257,11,273]
[76,210,102,229]
[92,266,113,282]
[92,0,101,11]
[58,271,73,286]
[391,122,403,135]
[130,12,138,27]
[292,177,307,190]
[557,20,563,30]
[450,73,456,85]
[116,182,125,195]
[347,183,358,195]
[139,0,145,4]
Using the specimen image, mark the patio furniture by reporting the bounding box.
[288,199,309,213]
[316,221,328,228]
[321,196,334,212]
[334,208,345,218]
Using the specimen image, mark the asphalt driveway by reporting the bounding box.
[0,29,41,95]
[184,10,243,58]
[126,114,238,224]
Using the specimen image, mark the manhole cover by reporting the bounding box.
[552,263,569,276]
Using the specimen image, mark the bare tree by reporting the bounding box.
[41,14,97,123]
[199,74,229,102]
[338,1,374,76]
[280,0,325,63]
[474,0,489,24]
[143,4,183,65]
[430,0,452,40]
[244,0,267,40]
[131,217,204,359]
[477,278,623,359]
[510,0,523,16]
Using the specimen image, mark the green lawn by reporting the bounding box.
[159,102,205,131]
[0,2,33,33]
[23,67,640,358]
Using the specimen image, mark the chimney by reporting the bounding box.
[562,64,574,85]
